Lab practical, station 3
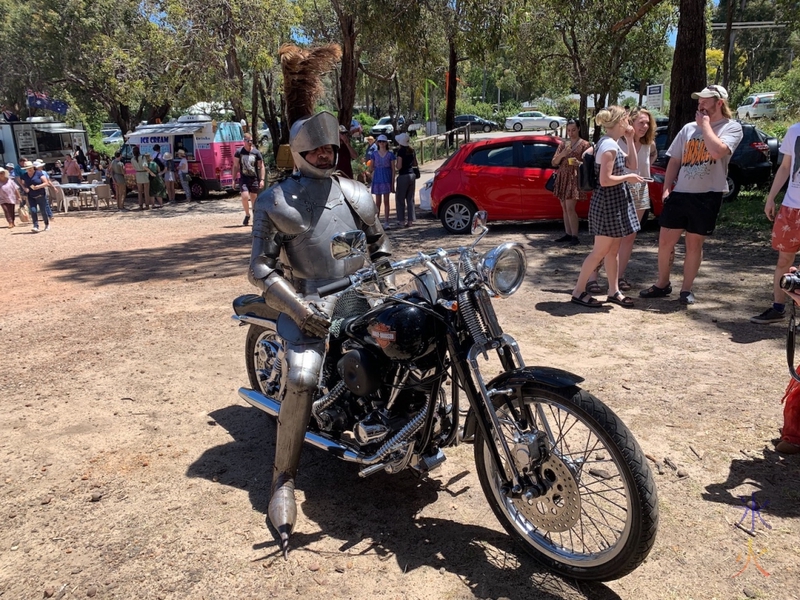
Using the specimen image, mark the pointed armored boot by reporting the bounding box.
[267,362,316,558]
[268,472,297,559]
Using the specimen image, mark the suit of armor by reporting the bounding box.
[248,111,391,554]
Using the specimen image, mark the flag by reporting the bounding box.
[26,89,69,114]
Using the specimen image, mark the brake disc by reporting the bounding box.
[512,453,581,532]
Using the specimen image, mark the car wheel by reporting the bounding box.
[513,123,523,132]
[745,112,751,120]
[483,124,492,133]
[549,120,561,131]
[440,197,476,234]
[722,175,739,203]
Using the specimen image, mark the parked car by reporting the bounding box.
[430,135,664,234]
[737,93,778,120]
[102,130,124,145]
[654,121,777,201]
[369,116,405,139]
[454,114,499,133]
[504,111,567,132]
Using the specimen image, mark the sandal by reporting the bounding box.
[571,291,603,308]
[639,282,672,298]
[607,291,634,308]
[585,281,603,294]
[618,278,631,292]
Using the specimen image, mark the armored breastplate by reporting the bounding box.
[265,177,365,290]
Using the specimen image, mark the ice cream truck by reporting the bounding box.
[0,116,89,169]
[120,114,244,198]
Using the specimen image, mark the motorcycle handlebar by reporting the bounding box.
[317,277,354,298]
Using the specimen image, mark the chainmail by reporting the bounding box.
[329,289,371,337]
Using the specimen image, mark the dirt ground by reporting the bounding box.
[1,191,799,600]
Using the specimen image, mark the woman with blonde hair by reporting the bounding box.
[616,107,658,290]
[570,106,644,308]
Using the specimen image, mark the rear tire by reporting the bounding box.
[474,383,658,581]
[483,124,492,133]
[190,178,208,200]
[439,197,476,234]
[723,175,740,202]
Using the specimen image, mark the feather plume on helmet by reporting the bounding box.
[280,43,342,126]
[279,43,343,178]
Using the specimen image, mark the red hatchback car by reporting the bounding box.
[430,135,664,234]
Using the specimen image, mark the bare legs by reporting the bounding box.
[572,236,624,299]
[136,182,151,209]
[375,193,390,225]
[774,251,797,303]
[560,198,579,237]
[617,208,647,282]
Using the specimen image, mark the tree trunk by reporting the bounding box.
[722,0,734,89]
[578,94,588,140]
[338,13,357,129]
[668,0,706,144]
[251,72,259,137]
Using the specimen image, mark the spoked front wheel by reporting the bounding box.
[474,384,658,581]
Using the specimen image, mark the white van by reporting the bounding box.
[737,93,778,120]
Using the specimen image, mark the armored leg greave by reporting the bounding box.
[268,342,323,557]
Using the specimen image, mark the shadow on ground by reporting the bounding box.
[188,404,622,600]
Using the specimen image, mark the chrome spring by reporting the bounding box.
[311,380,347,427]
[370,404,429,463]
[448,257,487,345]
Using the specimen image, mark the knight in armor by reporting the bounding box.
[247,43,392,557]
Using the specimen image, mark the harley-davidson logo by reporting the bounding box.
[368,322,396,348]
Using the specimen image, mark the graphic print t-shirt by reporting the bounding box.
[235,147,263,178]
[667,119,743,194]
[779,123,800,209]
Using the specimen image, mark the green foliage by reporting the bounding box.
[551,97,580,121]
[776,59,800,117]
[717,188,776,234]
[354,112,377,129]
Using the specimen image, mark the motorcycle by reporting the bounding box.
[231,212,658,581]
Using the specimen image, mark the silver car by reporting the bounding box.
[504,111,567,132]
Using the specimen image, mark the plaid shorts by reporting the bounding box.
[772,204,800,253]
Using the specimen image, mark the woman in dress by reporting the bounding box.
[616,108,658,290]
[393,132,419,228]
[369,135,395,228]
[570,106,644,308]
[551,119,592,245]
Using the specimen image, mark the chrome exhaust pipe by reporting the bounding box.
[237,387,428,468]
[238,388,362,462]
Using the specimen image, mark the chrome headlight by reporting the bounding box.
[480,242,527,298]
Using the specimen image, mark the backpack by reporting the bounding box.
[579,152,597,191]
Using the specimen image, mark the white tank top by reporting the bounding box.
[618,139,652,177]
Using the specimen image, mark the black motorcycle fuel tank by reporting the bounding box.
[344,294,442,362]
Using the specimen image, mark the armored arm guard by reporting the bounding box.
[248,190,331,338]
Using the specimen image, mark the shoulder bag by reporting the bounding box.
[545,171,557,192]
[579,153,596,191]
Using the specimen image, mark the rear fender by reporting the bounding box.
[462,366,584,440]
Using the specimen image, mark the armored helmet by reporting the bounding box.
[289,111,340,179]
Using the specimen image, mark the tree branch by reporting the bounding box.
[612,0,667,33]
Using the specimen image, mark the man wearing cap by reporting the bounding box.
[232,133,264,226]
[33,159,54,220]
[20,160,51,232]
[640,85,743,305]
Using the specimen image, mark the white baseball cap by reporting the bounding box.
[691,85,728,100]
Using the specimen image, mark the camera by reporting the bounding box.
[780,272,800,292]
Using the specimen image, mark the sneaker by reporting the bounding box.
[44,225,51,231]
[31,226,39,233]
[750,307,786,324]
[679,290,696,305]
[569,236,580,246]
[243,214,250,226]
[554,234,572,243]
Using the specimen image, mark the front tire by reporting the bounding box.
[512,122,523,132]
[474,384,658,581]
[483,124,492,133]
[440,197,476,234]
[190,178,208,200]
[245,323,284,399]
